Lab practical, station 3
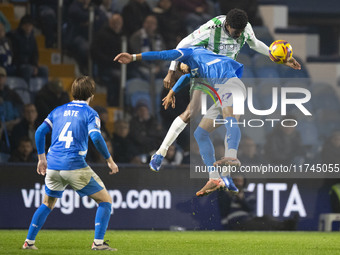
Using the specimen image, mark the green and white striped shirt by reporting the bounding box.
[169,15,269,70]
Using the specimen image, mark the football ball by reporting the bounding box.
[269,40,293,64]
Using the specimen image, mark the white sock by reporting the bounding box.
[226,149,237,158]
[94,239,103,245]
[25,239,35,245]
[224,134,229,158]
[156,116,187,157]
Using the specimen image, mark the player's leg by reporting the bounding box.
[219,105,242,163]
[23,169,64,249]
[194,118,226,196]
[23,195,58,249]
[213,105,241,193]
[194,118,220,179]
[89,189,116,251]
[67,167,116,251]
[194,99,228,196]
[214,78,247,193]
[150,90,202,172]
[214,79,245,167]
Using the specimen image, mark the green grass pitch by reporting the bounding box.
[1,230,340,255]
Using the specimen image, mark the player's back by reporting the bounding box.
[45,101,100,170]
[184,47,244,80]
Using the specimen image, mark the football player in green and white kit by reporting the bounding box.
[149,8,301,172]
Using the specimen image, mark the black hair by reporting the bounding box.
[225,9,248,30]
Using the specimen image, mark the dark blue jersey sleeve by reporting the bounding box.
[172,74,191,94]
[89,131,111,160]
[35,122,51,155]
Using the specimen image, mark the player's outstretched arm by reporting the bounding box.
[114,53,141,64]
[106,156,119,175]
[284,56,301,70]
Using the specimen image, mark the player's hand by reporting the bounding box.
[163,70,176,89]
[114,53,133,64]
[162,91,176,110]
[284,57,301,70]
[37,158,47,176]
[107,157,119,175]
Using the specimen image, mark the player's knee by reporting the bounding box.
[42,195,57,210]
[222,107,236,119]
[180,110,191,123]
[106,195,112,204]
[43,201,55,210]
[99,191,112,204]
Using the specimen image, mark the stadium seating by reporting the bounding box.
[311,82,340,110]
[237,53,253,67]
[14,87,31,104]
[255,66,280,78]
[6,77,28,90]
[296,120,319,147]
[125,78,150,106]
[29,77,47,93]
[253,26,274,46]
[253,53,277,69]
[315,109,340,138]
[130,91,152,110]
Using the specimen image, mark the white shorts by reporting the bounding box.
[204,77,247,120]
[45,166,105,198]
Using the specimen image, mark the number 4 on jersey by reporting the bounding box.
[59,122,73,148]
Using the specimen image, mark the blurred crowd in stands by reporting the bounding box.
[0,0,339,166]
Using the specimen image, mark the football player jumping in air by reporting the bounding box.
[149,9,301,173]
[116,46,244,196]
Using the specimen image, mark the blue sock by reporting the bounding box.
[194,127,216,167]
[26,204,51,240]
[225,117,241,150]
[94,202,112,240]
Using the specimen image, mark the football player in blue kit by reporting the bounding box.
[115,47,245,196]
[22,76,119,251]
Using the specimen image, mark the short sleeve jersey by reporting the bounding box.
[44,100,101,170]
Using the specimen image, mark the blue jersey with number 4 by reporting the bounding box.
[44,100,101,170]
